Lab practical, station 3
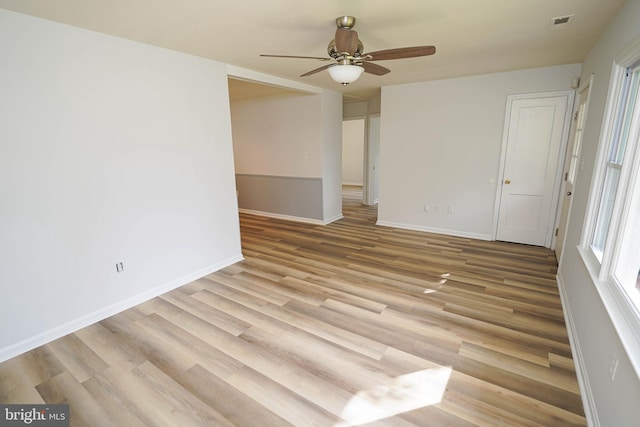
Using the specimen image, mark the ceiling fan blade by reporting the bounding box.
[335,28,359,54]
[260,54,332,61]
[360,62,390,76]
[300,64,334,77]
[364,46,436,61]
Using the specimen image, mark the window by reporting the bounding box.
[589,64,640,262]
[612,162,640,309]
[582,51,640,342]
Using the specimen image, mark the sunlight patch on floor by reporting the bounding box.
[335,366,452,426]
[423,273,450,294]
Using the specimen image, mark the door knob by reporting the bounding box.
[504,179,511,185]
[567,191,572,196]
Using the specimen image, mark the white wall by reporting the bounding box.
[0,10,242,361]
[321,89,344,222]
[378,64,581,239]
[230,89,342,223]
[558,0,640,425]
[231,94,323,178]
[342,119,365,185]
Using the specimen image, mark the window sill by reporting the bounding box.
[577,246,640,378]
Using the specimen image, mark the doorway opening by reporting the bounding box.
[342,118,366,203]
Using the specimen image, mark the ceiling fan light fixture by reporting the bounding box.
[260,16,435,84]
[327,64,364,85]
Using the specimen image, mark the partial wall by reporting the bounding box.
[0,10,242,361]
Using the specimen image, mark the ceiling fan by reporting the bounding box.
[260,16,436,85]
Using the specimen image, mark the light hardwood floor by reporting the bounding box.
[0,190,586,426]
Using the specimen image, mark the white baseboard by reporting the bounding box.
[0,254,244,363]
[375,220,492,241]
[557,273,599,427]
[323,213,344,224]
[239,208,343,225]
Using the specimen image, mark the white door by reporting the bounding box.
[555,79,592,259]
[496,93,572,246]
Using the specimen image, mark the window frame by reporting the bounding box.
[582,62,628,265]
[610,140,640,308]
[567,100,587,186]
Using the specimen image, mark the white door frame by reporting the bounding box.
[365,113,380,205]
[342,116,367,203]
[491,90,575,247]
[553,75,594,258]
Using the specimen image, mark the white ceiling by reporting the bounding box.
[0,0,627,101]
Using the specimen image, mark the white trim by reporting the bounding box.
[556,273,600,427]
[0,255,244,363]
[549,92,576,247]
[610,126,640,302]
[581,62,632,250]
[376,220,491,241]
[342,117,367,194]
[365,113,381,206]
[492,97,512,239]
[239,208,343,225]
[601,73,640,280]
[323,213,345,224]
[555,75,595,264]
[616,36,640,67]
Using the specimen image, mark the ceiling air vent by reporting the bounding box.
[549,14,575,30]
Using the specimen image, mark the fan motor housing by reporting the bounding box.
[328,39,364,58]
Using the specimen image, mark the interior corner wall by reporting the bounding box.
[377,63,581,239]
[0,10,243,361]
[556,0,640,424]
[368,97,381,115]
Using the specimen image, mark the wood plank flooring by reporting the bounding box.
[0,190,586,426]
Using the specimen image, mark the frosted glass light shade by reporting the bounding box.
[327,64,364,85]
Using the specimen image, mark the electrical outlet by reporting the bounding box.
[424,204,430,212]
[434,204,441,214]
[116,262,124,273]
[448,205,454,214]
